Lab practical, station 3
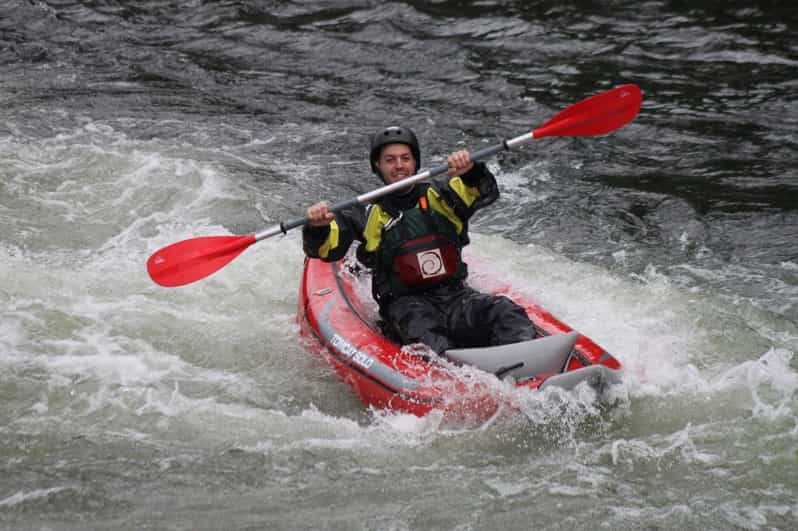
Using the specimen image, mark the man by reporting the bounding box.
[303,126,536,355]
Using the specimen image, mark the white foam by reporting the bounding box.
[467,234,797,398]
[0,487,71,507]
[2,117,795,459]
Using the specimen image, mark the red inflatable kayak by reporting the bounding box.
[297,254,622,422]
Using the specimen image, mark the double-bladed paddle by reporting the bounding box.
[147,84,642,287]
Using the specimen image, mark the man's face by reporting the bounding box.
[377,144,415,184]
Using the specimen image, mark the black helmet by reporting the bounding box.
[369,126,421,176]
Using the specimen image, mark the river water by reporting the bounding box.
[1,1,796,529]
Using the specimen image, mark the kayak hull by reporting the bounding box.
[297,256,622,421]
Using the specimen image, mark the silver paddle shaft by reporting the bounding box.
[255,131,535,241]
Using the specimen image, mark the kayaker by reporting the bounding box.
[302,126,537,355]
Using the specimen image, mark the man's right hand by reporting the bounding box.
[306,201,335,227]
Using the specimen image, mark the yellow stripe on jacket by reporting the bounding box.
[317,220,340,259]
[362,177,480,251]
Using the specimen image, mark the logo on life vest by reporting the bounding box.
[417,248,447,278]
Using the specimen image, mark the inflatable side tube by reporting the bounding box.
[539,365,623,392]
[444,332,578,379]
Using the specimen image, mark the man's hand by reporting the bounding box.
[447,150,474,177]
[306,201,335,227]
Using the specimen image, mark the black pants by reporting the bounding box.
[381,283,536,355]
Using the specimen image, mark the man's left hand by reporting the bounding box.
[447,150,474,177]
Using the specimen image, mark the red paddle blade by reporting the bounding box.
[533,84,642,138]
[147,235,256,287]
